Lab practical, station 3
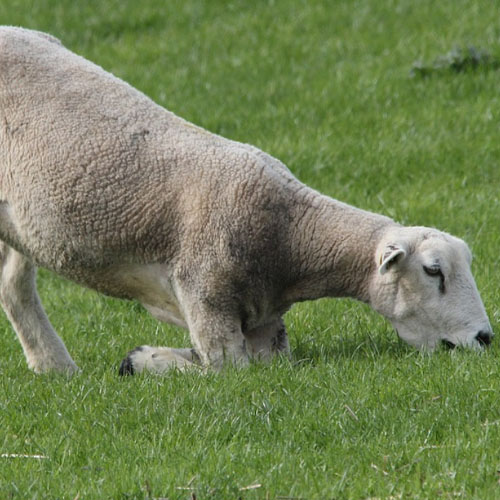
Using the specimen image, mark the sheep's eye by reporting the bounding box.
[423,265,441,276]
[423,265,445,293]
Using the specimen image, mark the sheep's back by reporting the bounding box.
[0,27,299,292]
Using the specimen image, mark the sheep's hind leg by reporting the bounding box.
[244,318,290,362]
[0,242,78,373]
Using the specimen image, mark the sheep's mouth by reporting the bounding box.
[441,339,456,350]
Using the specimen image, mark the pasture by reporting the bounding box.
[1,0,499,498]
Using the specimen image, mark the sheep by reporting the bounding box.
[0,26,493,375]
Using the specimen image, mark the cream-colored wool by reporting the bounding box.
[0,27,492,374]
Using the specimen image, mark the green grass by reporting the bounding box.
[1,0,500,498]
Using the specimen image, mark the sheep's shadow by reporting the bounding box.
[284,301,415,365]
[290,331,414,365]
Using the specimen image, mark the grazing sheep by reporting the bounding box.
[0,27,493,375]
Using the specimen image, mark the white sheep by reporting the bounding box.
[0,27,493,375]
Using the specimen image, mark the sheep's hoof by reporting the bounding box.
[30,358,80,375]
[119,346,143,376]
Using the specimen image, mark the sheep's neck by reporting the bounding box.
[285,189,394,305]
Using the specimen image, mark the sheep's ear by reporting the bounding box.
[379,243,407,275]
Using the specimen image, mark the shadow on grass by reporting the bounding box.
[410,45,500,77]
[291,331,414,365]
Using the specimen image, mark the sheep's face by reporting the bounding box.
[370,227,493,350]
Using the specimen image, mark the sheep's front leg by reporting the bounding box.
[119,317,247,375]
[119,346,200,375]
[120,302,248,374]
[244,318,290,361]
[163,294,246,371]
[188,313,249,370]
[0,243,78,373]
[174,280,250,369]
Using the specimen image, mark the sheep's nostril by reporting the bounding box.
[441,339,456,350]
[476,330,493,347]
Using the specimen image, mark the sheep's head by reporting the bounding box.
[369,227,493,350]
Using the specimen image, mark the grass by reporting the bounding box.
[1,0,500,498]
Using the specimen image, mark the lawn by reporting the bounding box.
[1,0,500,498]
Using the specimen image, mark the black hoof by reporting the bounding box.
[118,346,143,376]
